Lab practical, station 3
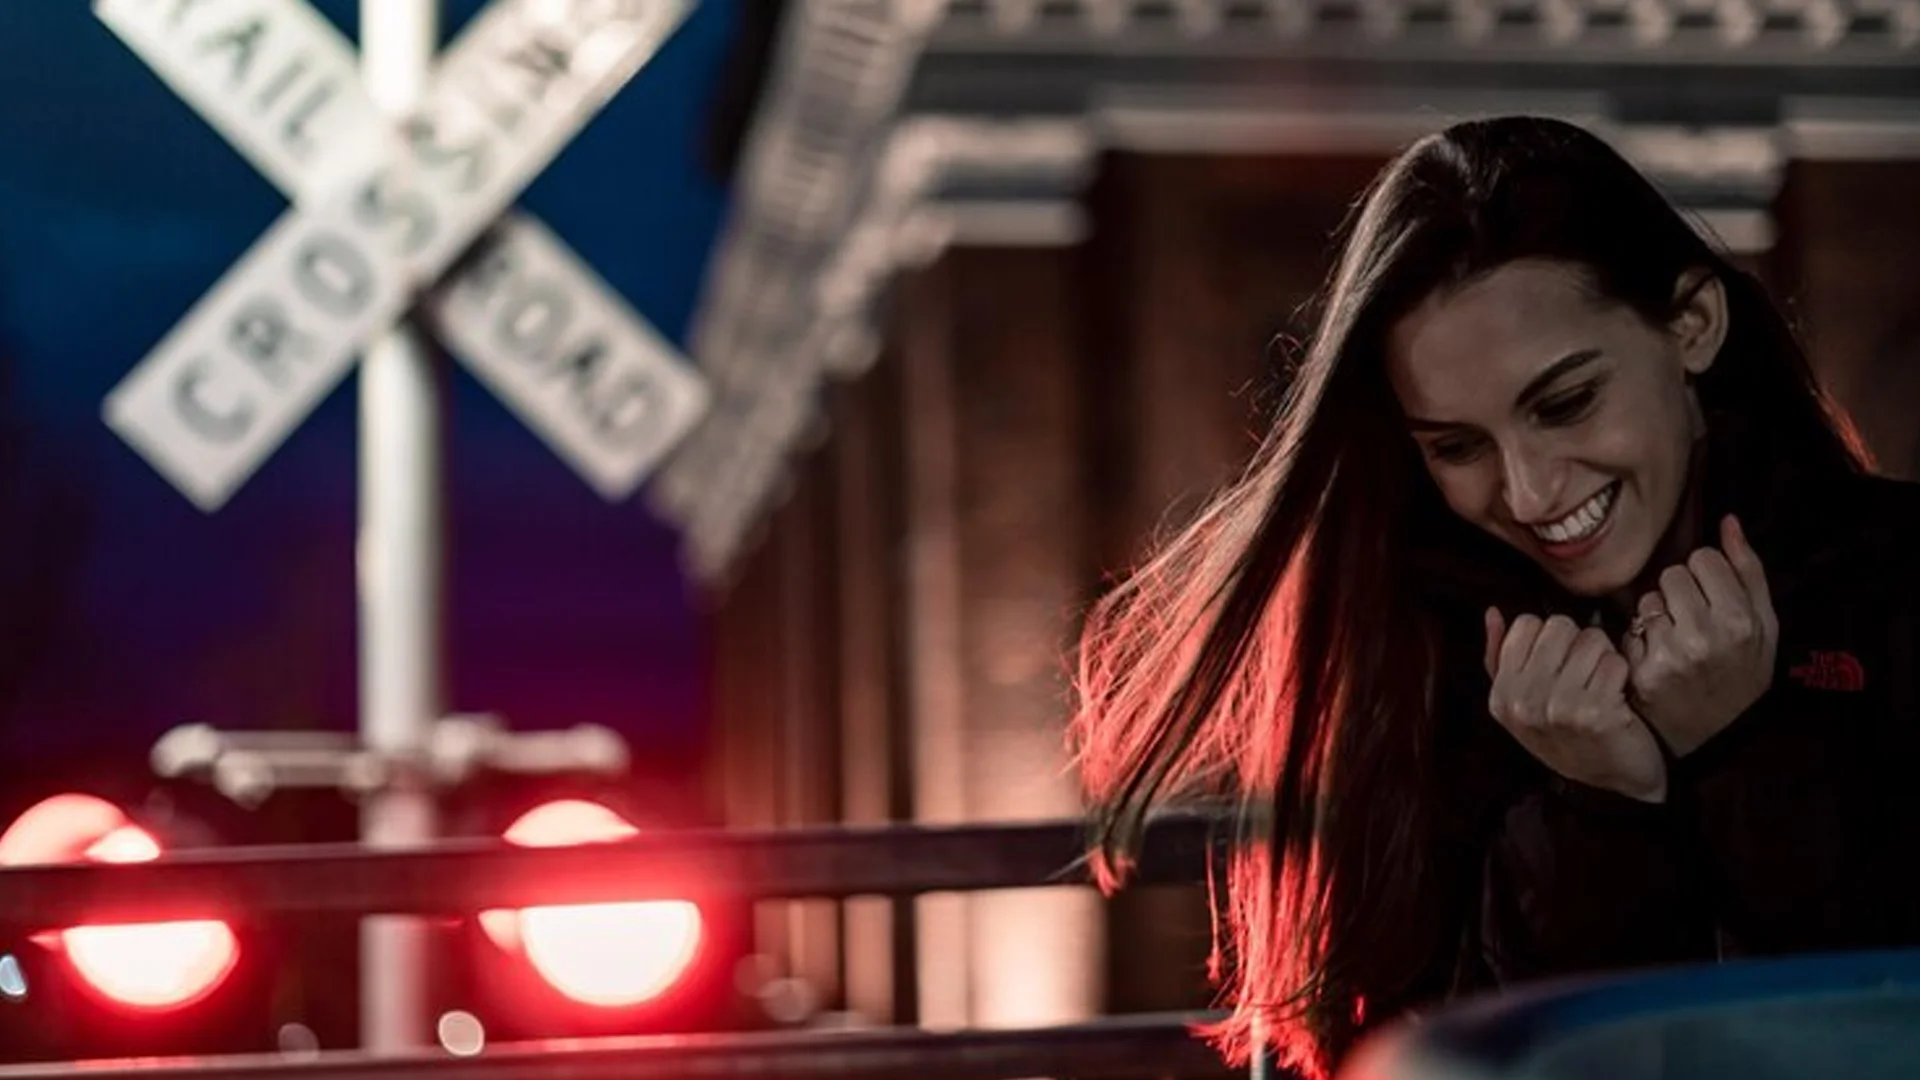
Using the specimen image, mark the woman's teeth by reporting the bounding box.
[1533,483,1617,545]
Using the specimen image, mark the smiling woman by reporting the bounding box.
[1388,260,1719,600]
[1072,115,1920,1080]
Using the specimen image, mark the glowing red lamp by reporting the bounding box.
[478,799,702,1008]
[0,794,238,1011]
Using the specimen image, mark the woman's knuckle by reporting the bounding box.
[1490,691,1527,725]
[1536,691,1566,726]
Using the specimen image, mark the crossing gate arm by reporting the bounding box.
[0,813,1226,930]
[0,1012,1239,1080]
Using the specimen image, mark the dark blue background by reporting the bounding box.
[0,2,734,783]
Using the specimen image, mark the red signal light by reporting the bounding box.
[479,799,702,1008]
[0,794,239,1011]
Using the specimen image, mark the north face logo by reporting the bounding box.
[1789,651,1866,692]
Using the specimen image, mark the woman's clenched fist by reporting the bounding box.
[1484,609,1668,803]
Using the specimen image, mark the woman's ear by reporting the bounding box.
[1671,268,1729,376]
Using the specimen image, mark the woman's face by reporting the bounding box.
[1385,258,1726,597]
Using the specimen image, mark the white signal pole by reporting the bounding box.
[358,0,443,1054]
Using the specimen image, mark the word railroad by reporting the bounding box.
[97,0,709,508]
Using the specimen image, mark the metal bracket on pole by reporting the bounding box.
[151,717,633,808]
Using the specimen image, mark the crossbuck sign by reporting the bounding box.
[96,0,708,509]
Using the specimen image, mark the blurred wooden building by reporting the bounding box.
[669,0,1920,1031]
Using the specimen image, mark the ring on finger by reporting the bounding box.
[1628,610,1674,638]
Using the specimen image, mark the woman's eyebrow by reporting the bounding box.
[1513,349,1603,411]
[1403,350,1604,431]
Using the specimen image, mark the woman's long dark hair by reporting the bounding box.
[1071,116,1866,1077]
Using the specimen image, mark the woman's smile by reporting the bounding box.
[1528,479,1621,562]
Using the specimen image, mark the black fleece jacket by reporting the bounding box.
[1396,414,1920,1019]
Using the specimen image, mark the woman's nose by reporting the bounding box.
[1500,449,1566,525]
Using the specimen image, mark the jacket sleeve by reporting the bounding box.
[1476,775,1717,985]
[1364,737,1716,1037]
[1676,685,1907,952]
[1411,623,1719,1007]
[1670,478,1920,953]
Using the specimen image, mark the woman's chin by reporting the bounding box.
[1537,541,1646,599]
[1549,570,1628,598]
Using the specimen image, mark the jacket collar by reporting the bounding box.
[1693,407,1868,610]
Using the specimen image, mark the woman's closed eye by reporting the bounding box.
[1532,382,1601,427]
[1426,432,1489,465]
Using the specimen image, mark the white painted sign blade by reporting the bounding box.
[428,213,709,500]
[98,0,699,508]
[103,169,416,509]
[418,0,695,270]
[94,0,383,199]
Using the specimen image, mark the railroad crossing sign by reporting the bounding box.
[95,0,709,509]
